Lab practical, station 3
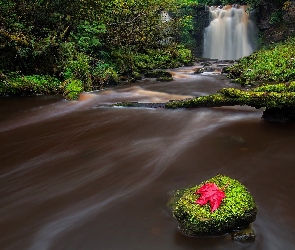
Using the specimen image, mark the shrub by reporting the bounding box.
[62,52,92,91]
[0,74,61,96]
[92,62,119,88]
[227,38,295,84]
[63,78,84,100]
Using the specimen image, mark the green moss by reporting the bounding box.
[170,175,257,236]
[156,76,173,82]
[165,82,295,110]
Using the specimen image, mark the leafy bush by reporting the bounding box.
[133,45,193,71]
[62,78,84,100]
[0,74,61,96]
[92,62,119,87]
[71,21,106,55]
[61,52,92,90]
[227,38,295,84]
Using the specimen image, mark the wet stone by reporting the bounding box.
[231,227,256,242]
[193,68,205,74]
[156,76,173,82]
[115,102,165,108]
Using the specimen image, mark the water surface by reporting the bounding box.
[1,67,295,250]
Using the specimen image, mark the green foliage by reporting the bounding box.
[71,21,106,55]
[63,78,84,100]
[227,38,295,84]
[92,62,119,87]
[62,52,92,90]
[135,46,193,70]
[0,0,197,99]
[0,74,61,96]
[270,11,282,24]
[170,175,257,236]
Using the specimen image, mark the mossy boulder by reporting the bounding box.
[170,175,257,237]
[156,76,173,82]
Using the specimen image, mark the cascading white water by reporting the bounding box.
[203,5,258,60]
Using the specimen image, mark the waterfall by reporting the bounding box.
[203,5,258,60]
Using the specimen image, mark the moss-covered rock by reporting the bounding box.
[170,175,257,237]
[156,76,173,82]
[165,82,295,112]
[114,102,165,108]
[231,227,256,242]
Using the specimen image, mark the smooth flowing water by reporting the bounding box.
[1,67,295,250]
[203,5,258,60]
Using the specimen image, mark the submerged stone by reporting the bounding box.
[193,68,205,74]
[231,227,256,242]
[170,175,257,237]
[156,76,173,82]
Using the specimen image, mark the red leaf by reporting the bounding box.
[195,183,225,212]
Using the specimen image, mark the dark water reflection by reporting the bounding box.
[1,67,295,250]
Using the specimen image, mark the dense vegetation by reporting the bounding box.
[0,0,293,100]
[227,38,295,84]
[0,0,198,99]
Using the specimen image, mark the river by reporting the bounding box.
[1,66,295,250]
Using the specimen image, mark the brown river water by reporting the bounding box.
[1,67,295,250]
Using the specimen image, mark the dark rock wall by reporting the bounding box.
[191,6,210,57]
[256,0,295,44]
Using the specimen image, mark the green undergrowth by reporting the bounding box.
[165,81,295,109]
[0,45,192,99]
[170,175,257,236]
[227,38,295,85]
[0,74,62,96]
[0,0,195,100]
[132,46,193,71]
[0,74,86,100]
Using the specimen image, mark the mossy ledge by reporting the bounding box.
[164,82,295,122]
[114,82,295,122]
[170,175,257,237]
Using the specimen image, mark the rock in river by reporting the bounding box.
[170,174,257,237]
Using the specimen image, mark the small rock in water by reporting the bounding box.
[193,68,205,74]
[170,175,257,237]
[231,227,256,242]
[156,76,173,82]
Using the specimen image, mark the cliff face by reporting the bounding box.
[257,1,295,44]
